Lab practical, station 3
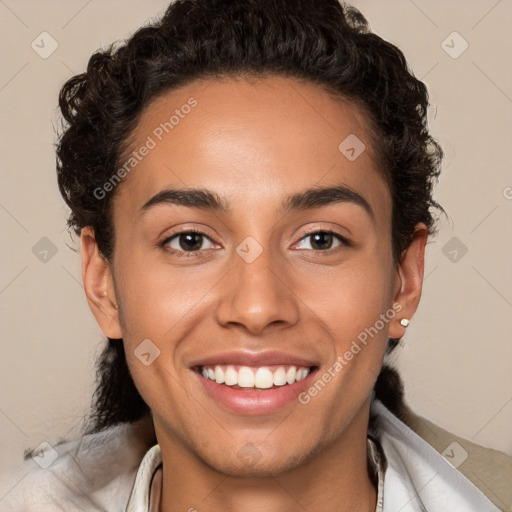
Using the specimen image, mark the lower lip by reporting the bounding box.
[195,370,317,415]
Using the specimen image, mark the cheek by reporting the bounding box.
[113,251,213,343]
[296,253,395,339]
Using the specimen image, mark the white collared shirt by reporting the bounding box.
[0,400,502,511]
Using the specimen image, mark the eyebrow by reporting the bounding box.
[140,185,374,219]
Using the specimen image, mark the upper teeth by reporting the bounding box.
[200,365,311,389]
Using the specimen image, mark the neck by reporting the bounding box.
[157,401,376,512]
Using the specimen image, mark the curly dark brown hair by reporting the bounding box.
[55,0,444,433]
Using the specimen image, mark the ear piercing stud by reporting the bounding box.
[400,318,410,327]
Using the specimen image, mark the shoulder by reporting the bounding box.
[0,417,155,512]
[406,409,512,512]
[371,399,511,512]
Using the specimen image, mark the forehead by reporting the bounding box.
[115,75,390,224]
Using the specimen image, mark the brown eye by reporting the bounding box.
[310,232,335,250]
[163,231,217,254]
[294,230,349,252]
[177,233,204,251]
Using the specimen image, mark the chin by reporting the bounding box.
[200,441,322,478]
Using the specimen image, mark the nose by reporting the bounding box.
[215,244,300,335]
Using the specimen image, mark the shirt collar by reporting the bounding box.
[125,444,162,512]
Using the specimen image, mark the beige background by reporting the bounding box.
[0,0,511,475]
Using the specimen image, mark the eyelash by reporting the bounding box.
[160,228,351,258]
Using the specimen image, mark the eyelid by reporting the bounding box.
[292,221,351,243]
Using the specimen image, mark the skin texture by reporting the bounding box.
[81,76,427,512]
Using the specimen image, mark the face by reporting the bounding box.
[83,75,425,477]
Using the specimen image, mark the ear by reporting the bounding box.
[387,223,428,339]
[81,227,123,339]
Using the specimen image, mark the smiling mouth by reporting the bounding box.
[195,364,317,390]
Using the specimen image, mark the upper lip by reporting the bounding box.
[189,350,319,368]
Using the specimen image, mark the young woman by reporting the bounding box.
[1,1,509,511]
